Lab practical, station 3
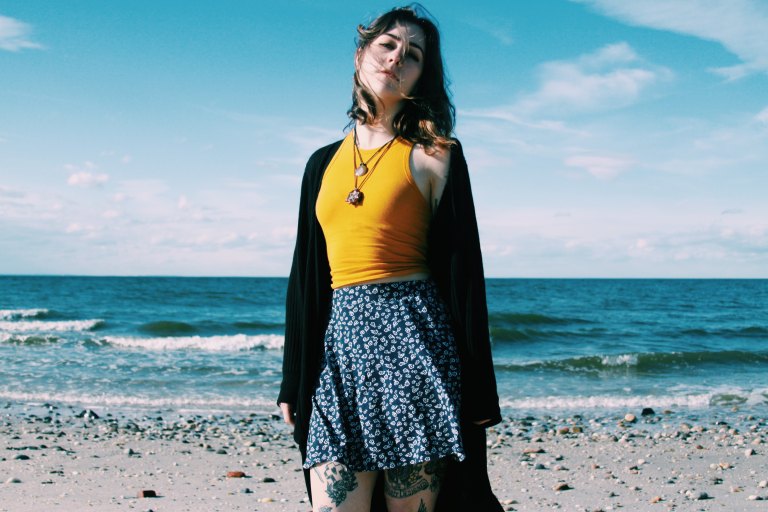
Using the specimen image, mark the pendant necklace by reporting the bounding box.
[346,127,396,206]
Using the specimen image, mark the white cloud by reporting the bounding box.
[565,154,633,179]
[575,0,768,79]
[756,107,768,124]
[67,172,109,187]
[514,43,672,115]
[0,14,42,52]
[466,17,514,46]
[177,195,188,209]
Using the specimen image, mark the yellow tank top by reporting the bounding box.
[316,132,431,289]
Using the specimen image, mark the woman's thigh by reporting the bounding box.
[309,461,378,512]
[384,458,448,512]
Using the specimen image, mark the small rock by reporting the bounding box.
[641,408,655,416]
[257,497,274,503]
[624,413,637,423]
[226,471,246,478]
[138,490,157,498]
[748,495,763,501]
[557,427,569,435]
[571,426,583,433]
[553,482,571,492]
[13,454,30,460]
[695,491,709,500]
[76,409,100,420]
[744,448,755,457]
[650,496,662,503]
[758,480,767,488]
[523,447,545,454]
[262,477,276,483]
[240,488,253,494]
[5,477,22,484]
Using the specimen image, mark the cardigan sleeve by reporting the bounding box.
[277,163,313,406]
[277,142,339,408]
[428,140,502,426]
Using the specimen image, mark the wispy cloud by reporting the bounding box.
[0,14,42,52]
[514,42,672,116]
[466,16,514,46]
[574,0,768,80]
[465,42,671,121]
[757,107,768,124]
[565,154,633,179]
[68,172,109,187]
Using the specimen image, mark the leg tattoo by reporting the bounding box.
[385,464,429,498]
[424,458,448,493]
[319,507,333,512]
[417,499,428,512]
[317,463,358,506]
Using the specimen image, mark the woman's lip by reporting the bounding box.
[380,70,398,80]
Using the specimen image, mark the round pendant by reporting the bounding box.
[354,163,368,177]
[346,188,364,206]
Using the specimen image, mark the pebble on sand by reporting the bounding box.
[226,471,246,478]
[138,490,157,498]
[553,482,572,491]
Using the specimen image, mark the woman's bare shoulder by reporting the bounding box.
[412,143,451,180]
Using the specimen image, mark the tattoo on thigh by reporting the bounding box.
[418,499,428,512]
[424,458,448,493]
[385,464,429,498]
[319,507,333,512]
[319,463,358,506]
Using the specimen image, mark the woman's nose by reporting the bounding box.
[389,50,403,66]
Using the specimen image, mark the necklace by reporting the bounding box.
[346,127,396,206]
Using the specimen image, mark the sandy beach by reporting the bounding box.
[1,403,766,512]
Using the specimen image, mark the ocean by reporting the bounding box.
[1,276,766,418]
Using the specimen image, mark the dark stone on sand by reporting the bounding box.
[641,408,655,416]
[138,490,157,498]
[13,454,30,460]
[76,409,100,420]
[262,477,276,483]
[227,471,246,478]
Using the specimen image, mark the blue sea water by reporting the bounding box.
[1,276,766,417]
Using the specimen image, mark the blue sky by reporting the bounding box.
[1,0,767,277]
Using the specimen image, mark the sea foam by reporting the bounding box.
[0,390,276,412]
[102,333,284,351]
[0,319,103,332]
[0,309,50,320]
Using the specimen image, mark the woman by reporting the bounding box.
[278,6,502,511]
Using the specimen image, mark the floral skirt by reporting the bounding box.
[303,279,465,472]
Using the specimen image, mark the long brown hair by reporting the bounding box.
[348,5,455,149]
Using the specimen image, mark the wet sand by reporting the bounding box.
[1,403,766,511]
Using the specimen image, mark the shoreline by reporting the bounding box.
[2,402,767,511]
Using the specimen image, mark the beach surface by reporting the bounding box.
[2,404,767,511]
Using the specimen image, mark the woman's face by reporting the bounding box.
[357,22,426,106]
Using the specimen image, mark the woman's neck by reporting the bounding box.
[355,120,397,149]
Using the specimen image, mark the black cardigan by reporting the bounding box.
[278,139,503,511]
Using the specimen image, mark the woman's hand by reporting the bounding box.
[472,418,492,426]
[279,402,295,426]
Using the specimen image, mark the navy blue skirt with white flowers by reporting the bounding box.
[303,279,465,472]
